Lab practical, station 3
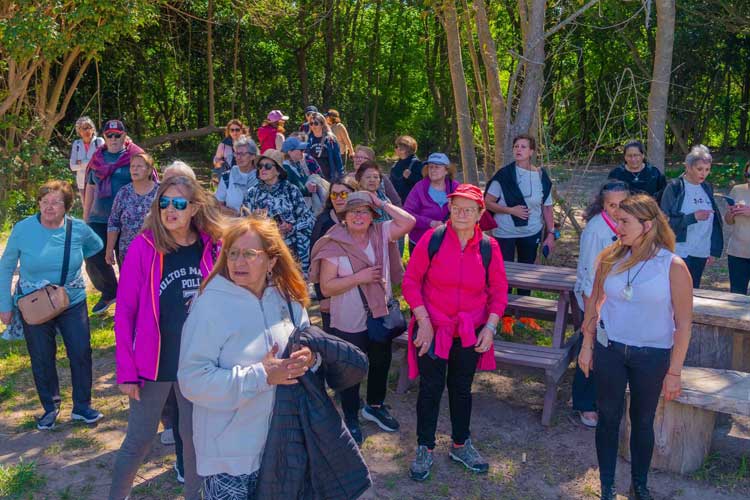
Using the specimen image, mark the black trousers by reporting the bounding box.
[728,255,750,295]
[330,328,392,421]
[416,336,480,449]
[85,222,118,301]
[495,231,541,296]
[21,300,93,413]
[683,255,707,289]
[572,335,597,412]
[593,340,670,488]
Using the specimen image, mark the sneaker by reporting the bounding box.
[629,482,653,500]
[71,407,104,424]
[361,404,399,432]
[519,317,543,331]
[37,409,59,430]
[580,411,598,428]
[160,428,176,445]
[600,484,616,500]
[345,418,363,446]
[449,439,489,474]
[91,297,115,315]
[174,462,184,484]
[409,445,434,482]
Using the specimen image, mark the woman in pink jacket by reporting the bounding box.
[402,184,508,482]
[109,175,223,500]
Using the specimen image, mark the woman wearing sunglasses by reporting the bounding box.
[306,112,344,182]
[109,175,223,500]
[245,149,315,275]
[212,119,246,180]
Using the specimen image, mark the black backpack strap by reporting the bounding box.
[427,224,447,262]
[221,170,231,188]
[479,234,492,286]
[59,217,73,286]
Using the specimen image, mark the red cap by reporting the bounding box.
[447,184,485,209]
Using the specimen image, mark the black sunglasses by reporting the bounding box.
[259,162,277,170]
[105,133,123,139]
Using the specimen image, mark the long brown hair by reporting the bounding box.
[597,193,675,280]
[142,176,225,254]
[202,217,310,307]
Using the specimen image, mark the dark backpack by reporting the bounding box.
[427,224,493,285]
[221,170,231,189]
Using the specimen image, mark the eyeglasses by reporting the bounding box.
[105,133,123,139]
[349,208,373,217]
[259,162,277,170]
[450,206,479,216]
[40,200,65,208]
[229,127,242,132]
[353,155,370,161]
[235,151,254,157]
[79,126,93,131]
[159,196,189,210]
[227,248,265,261]
[330,191,350,201]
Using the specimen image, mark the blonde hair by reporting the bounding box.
[597,193,675,280]
[143,176,225,254]
[395,135,418,154]
[202,217,310,307]
[224,119,246,137]
[355,145,375,160]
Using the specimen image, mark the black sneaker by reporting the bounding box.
[361,404,400,432]
[91,297,115,315]
[600,484,616,500]
[37,409,59,430]
[629,482,653,500]
[449,439,489,474]
[71,407,104,424]
[345,418,363,446]
[409,445,434,482]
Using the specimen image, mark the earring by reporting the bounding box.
[266,269,273,283]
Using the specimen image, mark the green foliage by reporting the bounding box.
[0,459,46,498]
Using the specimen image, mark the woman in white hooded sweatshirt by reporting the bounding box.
[178,217,317,499]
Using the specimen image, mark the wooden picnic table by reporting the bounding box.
[503,261,583,347]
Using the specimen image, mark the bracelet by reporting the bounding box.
[485,322,497,332]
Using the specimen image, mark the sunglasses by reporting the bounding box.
[330,191,350,201]
[311,121,323,126]
[259,162,277,170]
[159,196,190,211]
[227,248,265,261]
[105,133,123,139]
[229,127,242,132]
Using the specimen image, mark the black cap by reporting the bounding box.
[304,105,318,114]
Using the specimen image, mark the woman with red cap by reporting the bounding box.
[257,110,288,153]
[402,184,508,482]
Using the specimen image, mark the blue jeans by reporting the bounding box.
[572,336,596,412]
[21,300,93,413]
[593,339,670,488]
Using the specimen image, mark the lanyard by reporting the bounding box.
[601,211,618,236]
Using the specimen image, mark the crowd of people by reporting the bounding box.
[1,105,748,500]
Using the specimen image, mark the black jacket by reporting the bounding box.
[608,162,667,200]
[485,161,552,227]
[660,177,723,258]
[256,326,371,500]
[389,154,422,203]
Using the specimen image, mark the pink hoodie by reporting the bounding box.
[114,230,218,385]
[402,222,508,379]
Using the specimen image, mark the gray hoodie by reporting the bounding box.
[178,274,310,477]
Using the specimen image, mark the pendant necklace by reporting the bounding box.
[622,260,648,301]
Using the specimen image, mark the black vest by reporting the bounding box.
[485,161,552,227]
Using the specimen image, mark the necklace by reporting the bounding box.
[622,260,648,301]
[626,164,645,183]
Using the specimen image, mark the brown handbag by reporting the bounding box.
[17,217,72,325]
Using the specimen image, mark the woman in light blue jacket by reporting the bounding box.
[69,117,104,202]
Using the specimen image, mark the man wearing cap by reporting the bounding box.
[281,136,329,215]
[215,135,260,214]
[83,119,144,315]
[299,105,318,135]
[257,110,289,153]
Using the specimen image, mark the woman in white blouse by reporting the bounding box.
[69,117,104,203]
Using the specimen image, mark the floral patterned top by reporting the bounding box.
[107,182,159,258]
[244,179,315,273]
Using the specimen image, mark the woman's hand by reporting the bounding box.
[732,205,750,216]
[306,181,317,193]
[355,265,382,285]
[288,346,315,371]
[508,205,530,219]
[105,246,117,266]
[474,326,494,353]
[694,209,714,221]
[262,344,308,385]
[0,311,12,325]
[278,222,293,234]
[662,372,682,401]
[578,343,594,378]
[413,320,434,357]
[429,220,441,228]
[118,384,140,401]
[366,191,385,209]
[542,233,556,254]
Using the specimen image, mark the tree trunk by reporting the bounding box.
[231,20,240,116]
[442,0,478,184]
[322,0,335,107]
[207,0,216,127]
[296,47,311,107]
[474,0,507,170]
[576,41,588,143]
[646,0,676,172]
[722,68,732,149]
[739,61,750,149]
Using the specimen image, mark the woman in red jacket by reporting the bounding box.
[402,184,508,482]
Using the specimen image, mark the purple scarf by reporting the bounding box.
[87,141,145,198]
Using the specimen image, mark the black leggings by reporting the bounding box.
[330,328,392,421]
[495,231,541,296]
[728,255,750,295]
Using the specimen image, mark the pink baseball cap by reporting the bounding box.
[267,110,289,122]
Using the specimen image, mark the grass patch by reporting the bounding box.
[0,381,16,403]
[0,459,46,498]
[17,415,37,431]
[693,452,750,488]
[62,433,101,452]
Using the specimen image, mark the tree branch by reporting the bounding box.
[544,0,600,39]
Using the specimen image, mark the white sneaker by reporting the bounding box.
[160,428,175,445]
[580,411,598,428]
[174,462,184,484]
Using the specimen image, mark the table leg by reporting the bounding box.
[569,291,583,330]
[553,294,569,348]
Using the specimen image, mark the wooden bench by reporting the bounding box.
[393,328,580,426]
[618,367,750,474]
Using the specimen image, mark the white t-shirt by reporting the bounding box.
[675,180,713,258]
[327,221,393,333]
[487,168,553,238]
[215,166,259,213]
